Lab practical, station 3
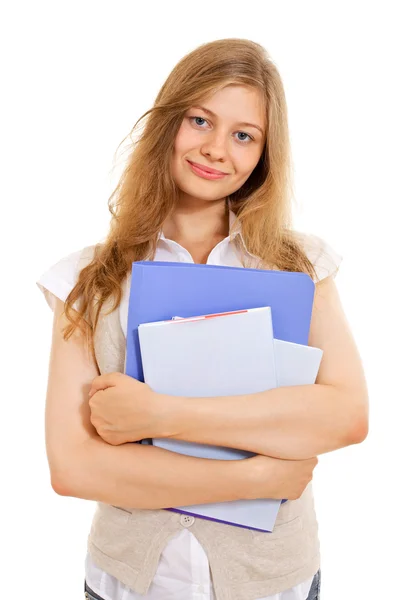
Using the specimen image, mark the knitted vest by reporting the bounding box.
[82,248,321,600]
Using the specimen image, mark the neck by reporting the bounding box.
[162,199,229,246]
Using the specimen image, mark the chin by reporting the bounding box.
[180,186,222,202]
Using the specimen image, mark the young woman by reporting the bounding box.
[37,38,369,600]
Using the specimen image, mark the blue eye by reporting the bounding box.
[235,132,253,143]
[193,116,207,126]
[188,116,254,144]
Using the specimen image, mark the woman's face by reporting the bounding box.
[170,84,266,205]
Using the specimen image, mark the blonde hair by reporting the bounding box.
[62,38,318,365]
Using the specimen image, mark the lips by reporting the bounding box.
[187,160,227,175]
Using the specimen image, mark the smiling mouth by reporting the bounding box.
[187,160,228,175]
[187,160,228,180]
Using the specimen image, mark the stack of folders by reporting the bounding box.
[125,261,323,533]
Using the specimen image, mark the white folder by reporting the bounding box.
[138,307,323,532]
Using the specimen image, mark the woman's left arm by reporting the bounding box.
[162,274,369,459]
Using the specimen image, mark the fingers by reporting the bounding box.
[89,372,121,396]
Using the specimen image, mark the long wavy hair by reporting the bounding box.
[62,38,318,366]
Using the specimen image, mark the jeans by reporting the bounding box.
[84,580,104,600]
[84,569,321,600]
[306,568,321,599]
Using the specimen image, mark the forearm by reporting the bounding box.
[56,436,252,509]
[163,384,365,460]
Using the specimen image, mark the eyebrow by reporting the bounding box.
[191,105,265,136]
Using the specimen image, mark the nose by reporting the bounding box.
[200,130,228,163]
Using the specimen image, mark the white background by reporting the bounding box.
[1,1,399,599]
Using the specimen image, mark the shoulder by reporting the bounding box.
[292,231,343,283]
[36,244,98,311]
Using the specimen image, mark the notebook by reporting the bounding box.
[138,307,323,532]
[138,306,281,532]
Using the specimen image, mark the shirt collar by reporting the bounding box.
[156,208,261,263]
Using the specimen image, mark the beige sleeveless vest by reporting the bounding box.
[82,248,321,600]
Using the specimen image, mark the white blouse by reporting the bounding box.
[37,209,342,600]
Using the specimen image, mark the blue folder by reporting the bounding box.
[126,260,315,382]
[124,260,316,520]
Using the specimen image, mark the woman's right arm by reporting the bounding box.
[47,298,316,508]
[73,434,252,509]
[46,297,251,508]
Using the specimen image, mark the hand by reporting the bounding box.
[88,372,166,445]
[244,454,319,501]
